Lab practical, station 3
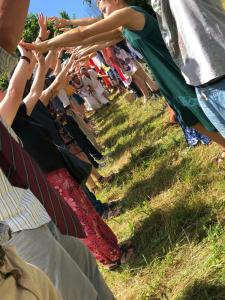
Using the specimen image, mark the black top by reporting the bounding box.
[12,103,65,173]
[31,100,64,146]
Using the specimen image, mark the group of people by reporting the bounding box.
[0,0,225,299]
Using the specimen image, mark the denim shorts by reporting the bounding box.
[196,78,225,138]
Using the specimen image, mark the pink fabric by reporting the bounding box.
[47,168,122,265]
[88,59,111,89]
[102,48,127,82]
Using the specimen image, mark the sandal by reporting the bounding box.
[102,206,121,220]
[98,174,116,184]
[106,245,134,271]
[107,261,121,271]
[120,244,135,264]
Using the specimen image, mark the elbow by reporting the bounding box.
[29,91,42,101]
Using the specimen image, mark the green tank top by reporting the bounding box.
[122,6,215,131]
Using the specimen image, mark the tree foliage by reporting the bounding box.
[59,11,70,20]
[22,13,40,43]
[0,72,9,91]
[22,13,56,43]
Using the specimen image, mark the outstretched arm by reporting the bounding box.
[48,16,99,28]
[26,13,52,79]
[78,30,122,47]
[53,49,63,76]
[21,7,143,52]
[77,39,122,60]
[0,0,30,53]
[0,46,32,126]
[40,53,76,106]
[23,53,46,115]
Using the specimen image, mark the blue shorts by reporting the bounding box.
[196,78,225,138]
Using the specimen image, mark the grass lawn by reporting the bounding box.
[91,92,225,300]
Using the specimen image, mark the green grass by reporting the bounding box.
[91,92,225,300]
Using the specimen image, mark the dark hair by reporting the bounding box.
[126,0,156,18]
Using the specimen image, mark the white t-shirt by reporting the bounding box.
[58,89,70,108]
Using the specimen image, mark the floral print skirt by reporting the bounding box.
[47,168,122,265]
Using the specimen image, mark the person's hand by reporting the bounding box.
[59,28,71,33]
[48,17,70,29]
[38,13,50,41]
[77,49,86,59]
[66,53,77,68]
[19,40,49,54]
[57,48,64,59]
[34,51,45,67]
[17,43,33,60]
[65,47,78,55]
[70,60,78,72]
[57,72,71,90]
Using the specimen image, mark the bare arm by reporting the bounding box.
[48,16,99,28]
[59,29,122,49]
[0,46,32,126]
[53,49,64,76]
[40,54,76,106]
[45,50,58,73]
[77,39,122,60]
[0,0,30,53]
[21,7,143,52]
[78,30,122,47]
[23,54,46,116]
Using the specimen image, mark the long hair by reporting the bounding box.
[126,0,156,18]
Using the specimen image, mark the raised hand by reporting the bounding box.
[48,16,70,29]
[34,51,45,67]
[17,43,33,60]
[38,13,50,41]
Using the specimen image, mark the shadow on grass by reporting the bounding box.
[96,111,128,137]
[126,200,216,270]
[112,155,192,211]
[108,121,173,161]
[179,280,225,300]
[92,101,122,124]
[102,110,165,149]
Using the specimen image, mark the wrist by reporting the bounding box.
[37,36,45,42]
[66,19,71,26]
[38,40,50,52]
[20,56,31,64]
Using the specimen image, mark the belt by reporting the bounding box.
[196,75,225,88]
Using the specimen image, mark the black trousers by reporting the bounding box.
[65,116,103,168]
